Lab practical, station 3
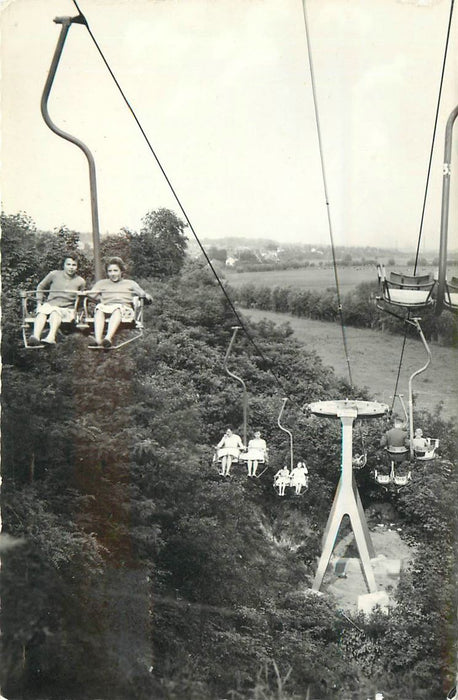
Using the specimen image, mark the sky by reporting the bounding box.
[1,0,457,251]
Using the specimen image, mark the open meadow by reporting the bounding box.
[225,264,458,293]
[241,307,458,421]
[225,265,378,292]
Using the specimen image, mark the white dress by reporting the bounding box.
[290,466,308,486]
[244,437,267,461]
[217,433,244,458]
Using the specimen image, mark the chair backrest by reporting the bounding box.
[386,445,408,454]
[394,474,410,486]
[389,272,432,287]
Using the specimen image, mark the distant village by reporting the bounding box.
[191,238,442,271]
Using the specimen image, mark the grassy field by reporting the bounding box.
[241,307,458,421]
[225,264,458,293]
[225,265,377,292]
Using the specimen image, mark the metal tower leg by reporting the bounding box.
[312,408,377,593]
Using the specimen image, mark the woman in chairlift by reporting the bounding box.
[28,255,85,346]
[274,465,290,497]
[86,257,152,348]
[215,428,245,477]
[245,430,268,477]
[289,461,309,495]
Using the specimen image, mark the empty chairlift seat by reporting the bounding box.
[377,265,436,309]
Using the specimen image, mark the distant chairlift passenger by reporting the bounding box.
[289,461,309,495]
[243,430,268,477]
[215,428,245,477]
[274,466,290,497]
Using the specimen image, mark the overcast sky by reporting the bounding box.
[1,0,457,251]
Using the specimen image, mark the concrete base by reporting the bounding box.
[358,590,391,614]
[322,555,402,611]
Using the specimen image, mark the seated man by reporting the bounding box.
[380,418,409,463]
[274,466,290,496]
[216,428,245,477]
[244,430,268,477]
[86,257,152,348]
[29,255,85,346]
[290,461,309,494]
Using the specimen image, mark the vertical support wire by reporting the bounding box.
[41,15,103,280]
[277,398,294,471]
[223,327,248,446]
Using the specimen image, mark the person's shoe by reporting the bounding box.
[87,336,99,347]
[28,336,41,347]
[42,336,56,345]
[102,338,112,348]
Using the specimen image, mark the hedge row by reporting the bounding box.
[230,280,458,346]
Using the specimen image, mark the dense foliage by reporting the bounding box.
[1,212,457,699]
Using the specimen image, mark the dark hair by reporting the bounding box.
[61,253,79,267]
[105,257,126,273]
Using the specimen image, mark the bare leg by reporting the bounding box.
[32,312,48,341]
[94,309,106,345]
[105,308,122,343]
[247,460,252,477]
[225,456,233,476]
[252,460,258,477]
[43,311,62,343]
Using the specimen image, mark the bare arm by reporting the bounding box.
[132,281,152,303]
[36,272,55,303]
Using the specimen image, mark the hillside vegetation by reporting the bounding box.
[1,211,457,699]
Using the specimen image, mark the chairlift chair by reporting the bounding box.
[273,468,291,496]
[374,464,411,488]
[238,445,269,478]
[289,463,309,495]
[20,289,84,349]
[274,398,296,496]
[392,470,412,488]
[213,446,241,467]
[385,445,409,463]
[352,453,367,469]
[377,265,436,310]
[414,437,439,461]
[84,294,145,350]
[374,465,394,486]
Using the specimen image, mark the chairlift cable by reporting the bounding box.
[390,0,454,408]
[70,0,299,405]
[300,0,353,388]
[413,0,455,274]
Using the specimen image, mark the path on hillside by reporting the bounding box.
[241,308,458,421]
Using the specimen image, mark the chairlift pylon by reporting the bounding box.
[436,105,458,315]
